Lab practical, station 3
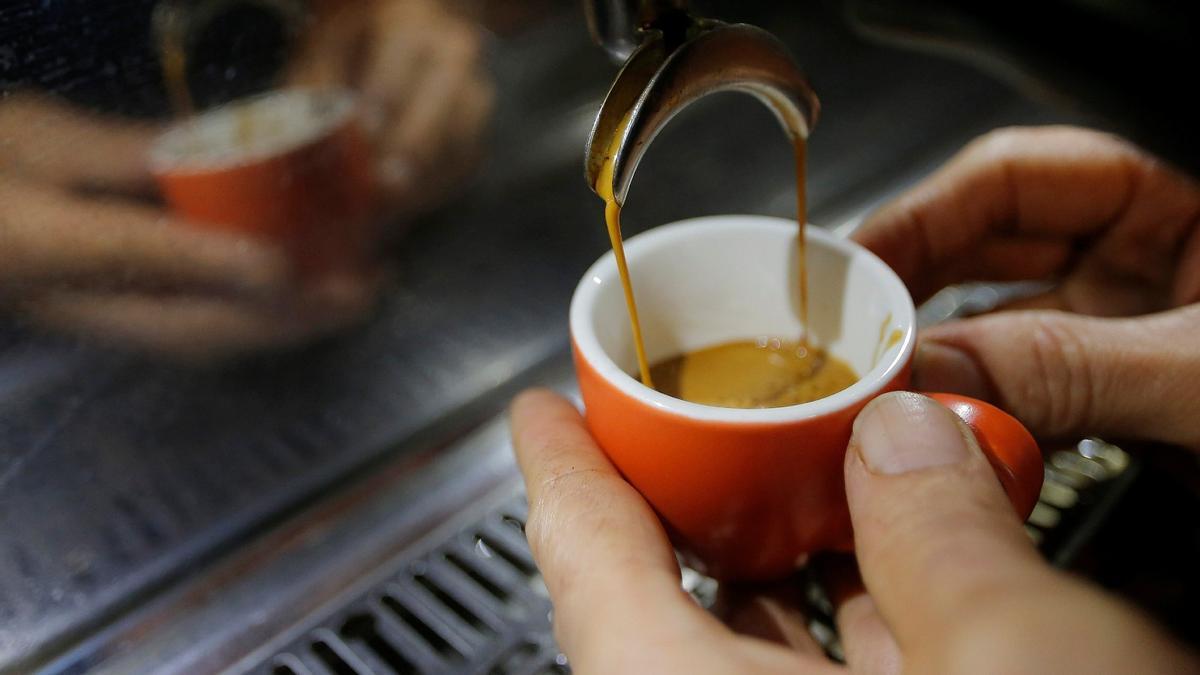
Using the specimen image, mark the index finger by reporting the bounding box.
[509,389,716,662]
[851,126,1149,302]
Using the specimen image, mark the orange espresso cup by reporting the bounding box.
[570,215,1044,581]
[150,88,376,276]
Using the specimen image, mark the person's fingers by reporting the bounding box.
[844,392,1051,662]
[359,0,480,108]
[358,3,435,113]
[0,94,158,194]
[388,24,483,172]
[286,4,369,89]
[835,594,899,674]
[302,0,492,218]
[714,584,827,656]
[0,177,289,296]
[378,74,494,217]
[510,390,820,674]
[442,70,495,156]
[913,305,1200,447]
[360,32,424,189]
[23,273,376,362]
[813,556,901,675]
[852,126,1200,303]
[510,391,701,650]
[845,392,1197,673]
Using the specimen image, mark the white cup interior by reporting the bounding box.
[570,215,916,422]
[148,88,356,172]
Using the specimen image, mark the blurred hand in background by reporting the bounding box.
[0,94,378,362]
[289,0,495,222]
[0,0,494,362]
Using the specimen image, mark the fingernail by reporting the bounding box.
[913,341,991,399]
[853,392,970,474]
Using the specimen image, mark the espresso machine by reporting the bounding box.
[0,1,1194,674]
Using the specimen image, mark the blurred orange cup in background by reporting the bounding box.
[150,88,377,277]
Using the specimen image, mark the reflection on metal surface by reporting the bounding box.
[916,281,1053,327]
[41,400,545,675]
[2,0,495,669]
[582,0,689,63]
[242,496,561,675]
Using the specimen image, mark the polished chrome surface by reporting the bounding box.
[582,0,688,63]
[581,0,640,62]
[586,21,819,205]
[41,393,543,675]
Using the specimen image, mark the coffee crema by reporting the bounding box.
[649,339,857,408]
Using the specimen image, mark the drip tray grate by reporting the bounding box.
[252,498,564,675]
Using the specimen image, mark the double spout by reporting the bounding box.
[583,0,820,205]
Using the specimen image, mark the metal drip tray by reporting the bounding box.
[258,497,559,675]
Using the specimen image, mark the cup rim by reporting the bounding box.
[147,87,358,175]
[569,215,917,423]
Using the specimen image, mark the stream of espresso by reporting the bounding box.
[596,113,656,387]
[160,15,259,154]
[159,6,195,118]
[794,138,808,338]
[163,46,195,116]
[597,115,823,403]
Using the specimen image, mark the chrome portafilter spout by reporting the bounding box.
[583,1,820,205]
[583,0,691,63]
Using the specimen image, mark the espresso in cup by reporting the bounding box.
[571,217,917,579]
[650,339,858,408]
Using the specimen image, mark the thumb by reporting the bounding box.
[845,392,1049,660]
[914,305,1200,447]
[845,392,1200,674]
